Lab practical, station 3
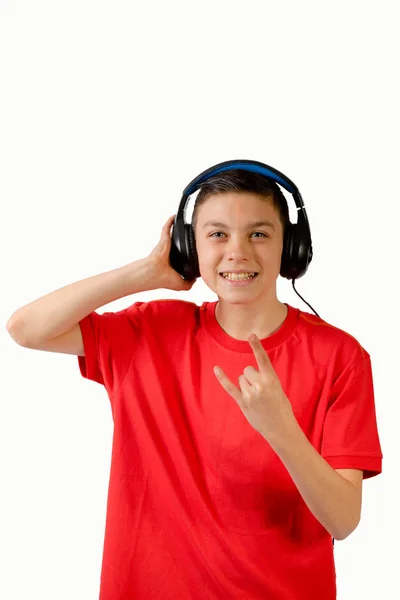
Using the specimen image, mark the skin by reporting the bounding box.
[194,191,288,341]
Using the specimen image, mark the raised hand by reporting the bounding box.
[213,333,297,446]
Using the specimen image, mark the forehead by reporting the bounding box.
[196,191,279,222]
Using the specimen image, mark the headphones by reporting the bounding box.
[169,159,313,281]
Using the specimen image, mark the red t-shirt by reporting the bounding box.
[78,300,383,600]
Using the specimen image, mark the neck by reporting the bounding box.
[215,299,288,341]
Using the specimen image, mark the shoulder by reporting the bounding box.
[293,307,369,368]
[127,298,198,317]
[119,299,200,329]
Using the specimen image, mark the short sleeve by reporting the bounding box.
[321,356,383,479]
[77,303,144,397]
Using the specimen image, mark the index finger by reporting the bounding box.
[248,334,273,372]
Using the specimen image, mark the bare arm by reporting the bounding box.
[6,258,160,348]
[6,215,196,354]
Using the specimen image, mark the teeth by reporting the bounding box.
[222,272,256,280]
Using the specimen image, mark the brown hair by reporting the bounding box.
[191,169,290,234]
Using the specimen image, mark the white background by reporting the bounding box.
[1,1,398,598]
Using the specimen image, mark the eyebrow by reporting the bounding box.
[202,220,275,231]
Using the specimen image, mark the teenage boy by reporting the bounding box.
[7,166,383,600]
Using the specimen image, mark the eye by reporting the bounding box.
[252,232,268,238]
[209,231,268,238]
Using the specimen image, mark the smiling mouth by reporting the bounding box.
[219,273,259,281]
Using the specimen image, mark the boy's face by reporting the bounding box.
[194,191,284,302]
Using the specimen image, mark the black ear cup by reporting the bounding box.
[187,224,200,280]
[280,224,295,279]
[280,221,312,280]
[169,217,200,280]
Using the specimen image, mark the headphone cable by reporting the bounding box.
[291,279,320,317]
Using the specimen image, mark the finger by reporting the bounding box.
[213,367,241,403]
[166,215,176,230]
[248,334,273,373]
[243,365,259,383]
[238,373,252,392]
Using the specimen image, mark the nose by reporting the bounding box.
[225,235,254,260]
